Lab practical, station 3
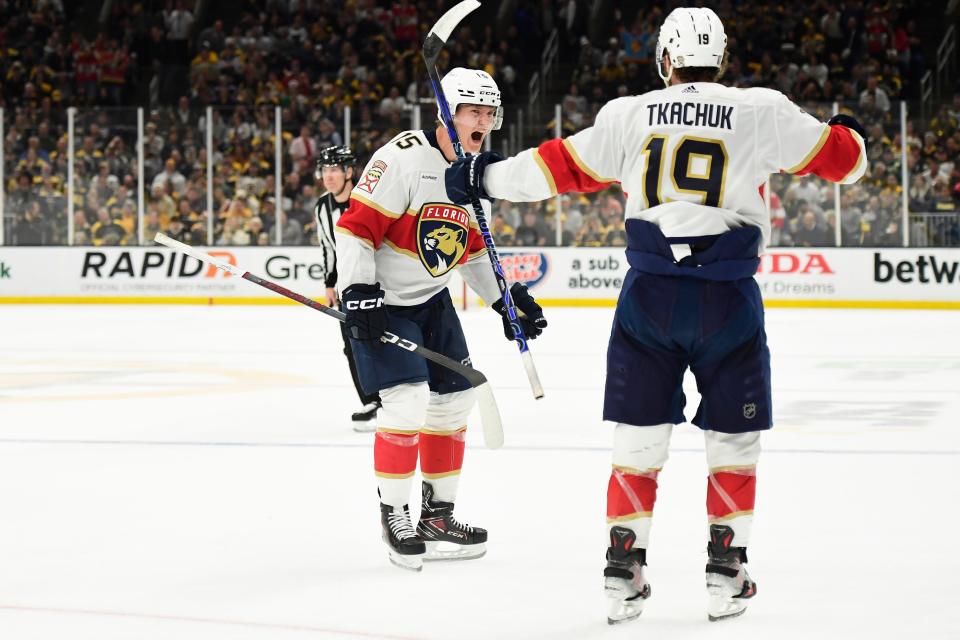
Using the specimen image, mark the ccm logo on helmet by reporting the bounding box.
[345,298,384,310]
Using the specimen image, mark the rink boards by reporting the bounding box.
[0,246,958,309]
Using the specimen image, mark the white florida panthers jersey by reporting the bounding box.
[484,82,866,251]
[335,129,501,306]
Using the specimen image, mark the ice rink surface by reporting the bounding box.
[1,302,958,639]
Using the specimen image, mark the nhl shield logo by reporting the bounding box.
[743,403,757,419]
[417,203,470,277]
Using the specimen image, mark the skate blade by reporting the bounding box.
[352,421,376,433]
[707,584,747,621]
[423,541,486,562]
[605,578,646,624]
[387,549,423,572]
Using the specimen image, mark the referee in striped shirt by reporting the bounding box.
[315,146,381,429]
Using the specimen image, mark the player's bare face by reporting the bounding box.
[454,105,497,154]
[321,165,347,195]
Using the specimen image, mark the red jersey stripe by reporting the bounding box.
[791,125,864,182]
[536,138,616,194]
[336,196,401,249]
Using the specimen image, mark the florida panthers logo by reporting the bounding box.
[417,203,470,277]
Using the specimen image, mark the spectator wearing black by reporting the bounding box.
[793,210,833,247]
[515,210,548,247]
[13,201,48,245]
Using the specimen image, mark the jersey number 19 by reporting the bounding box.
[641,135,728,208]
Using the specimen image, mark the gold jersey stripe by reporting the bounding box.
[334,226,375,248]
[606,512,653,523]
[351,192,403,219]
[612,464,662,475]
[562,138,616,183]
[708,465,757,474]
[382,237,419,260]
[376,427,420,435]
[839,135,866,183]
[420,426,467,436]
[785,125,830,174]
[375,470,416,479]
[708,509,754,522]
[533,149,559,196]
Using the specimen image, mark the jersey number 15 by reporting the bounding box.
[641,135,728,208]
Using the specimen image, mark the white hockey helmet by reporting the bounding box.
[438,67,503,131]
[655,7,727,85]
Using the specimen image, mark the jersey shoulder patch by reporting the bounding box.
[356,159,389,195]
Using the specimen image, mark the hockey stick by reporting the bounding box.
[153,233,504,449]
[423,0,545,400]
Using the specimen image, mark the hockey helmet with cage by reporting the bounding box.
[315,145,356,180]
[655,7,727,85]
[437,67,503,131]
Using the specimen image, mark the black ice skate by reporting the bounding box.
[352,400,381,432]
[380,503,426,572]
[603,526,651,624]
[416,482,487,561]
[705,524,757,621]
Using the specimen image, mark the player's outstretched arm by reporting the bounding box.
[446,102,627,205]
[764,91,868,185]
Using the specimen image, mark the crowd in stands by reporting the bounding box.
[538,0,959,248]
[2,0,958,248]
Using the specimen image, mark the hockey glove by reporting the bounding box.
[827,113,869,148]
[492,282,548,342]
[445,151,504,205]
[342,283,388,341]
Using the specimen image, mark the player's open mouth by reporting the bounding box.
[470,131,483,143]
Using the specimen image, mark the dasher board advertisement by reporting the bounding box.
[0,247,957,309]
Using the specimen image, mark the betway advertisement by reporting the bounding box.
[0,247,957,307]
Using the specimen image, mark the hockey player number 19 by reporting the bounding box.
[640,135,728,209]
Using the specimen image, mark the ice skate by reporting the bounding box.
[416,482,487,561]
[380,503,426,572]
[604,526,651,624]
[705,524,757,621]
[352,400,381,432]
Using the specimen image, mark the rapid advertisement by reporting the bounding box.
[0,247,958,309]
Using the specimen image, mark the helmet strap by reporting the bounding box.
[656,53,673,87]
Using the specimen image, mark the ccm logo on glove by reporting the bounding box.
[342,283,388,341]
[344,298,384,310]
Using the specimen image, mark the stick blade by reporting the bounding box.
[427,0,480,43]
[474,382,503,450]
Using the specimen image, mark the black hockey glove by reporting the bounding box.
[342,283,388,341]
[445,151,504,205]
[827,113,868,148]
[492,282,547,342]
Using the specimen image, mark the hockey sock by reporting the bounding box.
[706,468,756,541]
[418,427,466,502]
[704,431,760,546]
[375,429,419,508]
[607,423,672,547]
[607,467,660,546]
[375,383,429,507]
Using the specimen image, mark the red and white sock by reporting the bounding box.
[606,423,673,547]
[704,431,761,546]
[419,427,466,502]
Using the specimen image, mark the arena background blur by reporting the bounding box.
[1,0,958,249]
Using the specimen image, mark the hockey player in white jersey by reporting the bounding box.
[335,67,548,571]
[446,7,866,622]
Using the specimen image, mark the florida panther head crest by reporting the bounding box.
[417,204,470,277]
